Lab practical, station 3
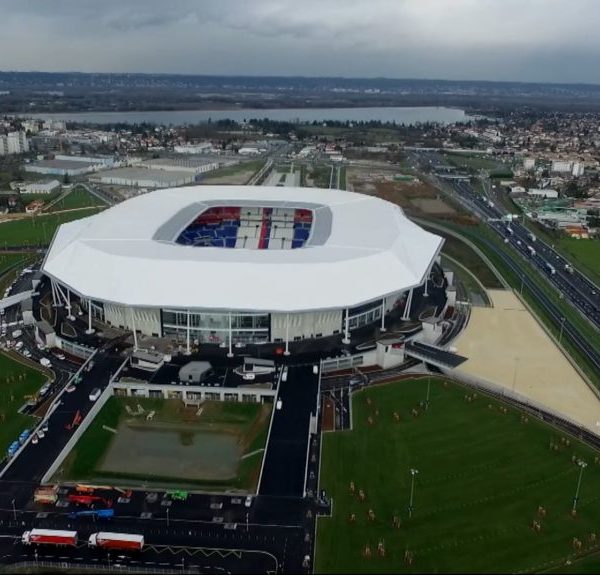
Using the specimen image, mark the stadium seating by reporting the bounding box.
[176,206,313,249]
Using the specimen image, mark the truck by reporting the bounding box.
[22,529,78,547]
[68,494,113,507]
[69,508,114,520]
[527,232,536,242]
[34,485,59,505]
[88,532,144,551]
[527,245,536,257]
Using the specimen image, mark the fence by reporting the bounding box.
[4,562,200,574]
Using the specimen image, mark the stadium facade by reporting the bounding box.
[42,186,444,353]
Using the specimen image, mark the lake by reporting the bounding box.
[23,106,471,126]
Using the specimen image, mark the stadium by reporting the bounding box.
[41,186,445,353]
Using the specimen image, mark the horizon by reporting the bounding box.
[3,69,600,89]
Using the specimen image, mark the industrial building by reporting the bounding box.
[42,186,445,354]
[0,131,29,156]
[89,167,196,188]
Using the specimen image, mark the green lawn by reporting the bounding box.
[0,209,102,246]
[47,187,107,212]
[0,352,48,456]
[57,397,272,491]
[445,153,505,172]
[317,377,600,574]
[559,238,600,286]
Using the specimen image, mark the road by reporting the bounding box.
[410,151,600,375]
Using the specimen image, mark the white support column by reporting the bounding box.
[284,313,290,356]
[227,312,233,358]
[342,309,351,345]
[86,299,95,334]
[130,307,138,351]
[402,289,413,321]
[50,280,59,308]
[185,309,191,355]
[66,289,74,321]
[380,301,386,332]
[423,264,431,298]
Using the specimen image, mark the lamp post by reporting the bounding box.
[408,469,419,519]
[559,317,566,346]
[572,459,587,515]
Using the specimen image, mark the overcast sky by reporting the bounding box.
[1,0,599,84]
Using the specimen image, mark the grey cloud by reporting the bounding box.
[1,0,600,83]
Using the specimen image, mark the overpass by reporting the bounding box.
[405,341,467,370]
[0,290,36,310]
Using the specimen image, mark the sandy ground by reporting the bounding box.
[454,289,600,433]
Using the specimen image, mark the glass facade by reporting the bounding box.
[162,309,270,344]
[347,299,384,331]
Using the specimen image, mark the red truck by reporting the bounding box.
[88,532,144,551]
[22,529,78,546]
[68,494,113,507]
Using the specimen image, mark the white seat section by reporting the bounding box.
[245,237,260,250]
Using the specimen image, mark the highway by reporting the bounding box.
[414,151,600,329]
[410,151,600,375]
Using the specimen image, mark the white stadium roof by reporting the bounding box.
[43,186,443,313]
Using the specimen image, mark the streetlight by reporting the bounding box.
[572,459,587,515]
[511,356,519,393]
[408,469,419,519]
[559,317,566,346]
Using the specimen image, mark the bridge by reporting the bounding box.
[0,290,36,311]
[405,341,467,370]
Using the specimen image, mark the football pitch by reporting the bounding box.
[55,397,272,492]
[316,377,600,573]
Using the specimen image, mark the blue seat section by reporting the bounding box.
[176,218,241,247]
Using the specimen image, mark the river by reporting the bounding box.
[22,106,471,126]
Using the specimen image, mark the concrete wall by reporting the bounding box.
[113,380,276,404]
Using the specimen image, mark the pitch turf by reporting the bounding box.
[316,377,600,574]
[56,397,272,491]
[0,352,47,455]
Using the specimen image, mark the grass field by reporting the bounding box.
[316,377,600,574]
[56,397,272,491]
[0,352,47,456]
[47,187,107,212]
[0,209,102,246]
[559,238,600,285]
[444,153,505,172]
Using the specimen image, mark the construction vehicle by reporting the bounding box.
[22,529,77,547]
[34,485,59,505]
[65,410,82,431]
[167,490,188,501]
[68,508,114,520]
[68,494,113,507]
[88,532,144,551]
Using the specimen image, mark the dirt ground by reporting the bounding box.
[347,166,476,225]
[454,290,600,433]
